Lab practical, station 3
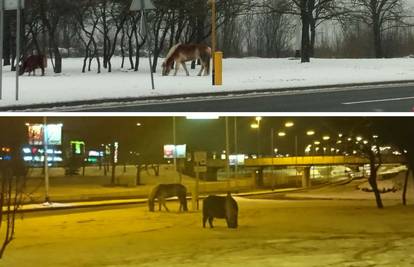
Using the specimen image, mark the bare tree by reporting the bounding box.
[0,146,27,258]
[350,0,405,58]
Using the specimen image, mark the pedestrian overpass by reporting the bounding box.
[205,155,406,188]
[207,155,406,168]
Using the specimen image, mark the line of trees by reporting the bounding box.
[1,0,414,74]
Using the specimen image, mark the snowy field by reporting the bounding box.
[3,197,414,266]
[2,57,414,107]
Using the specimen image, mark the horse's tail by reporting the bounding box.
[203,46,212,75]
[148,185,160,212]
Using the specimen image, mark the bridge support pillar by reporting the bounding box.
[302,167,311,188]
[255,168,264,187]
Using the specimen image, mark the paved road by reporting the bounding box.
[77,83,414,112]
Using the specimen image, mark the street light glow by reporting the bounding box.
[278,132,286,137]
[322,135,330,140]
[250,123,259,129]
[314,141,320,145]
[255,117,262,122]
[186,115,219,120]
[285,121,294,128]
[136,123,142,126]
[306,130,315,136]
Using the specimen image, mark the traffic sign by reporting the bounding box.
[194,166,207,173]
[4,0,25,10]
[194,151,207,165]
[130,0,155,10]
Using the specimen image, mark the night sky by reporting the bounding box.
[0,116,413,162]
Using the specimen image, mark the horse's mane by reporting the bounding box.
[164,43,182,63]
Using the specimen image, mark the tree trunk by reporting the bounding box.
[402,169,410,205]
[372,18,383,58]
[300,2,311,63]
[136,165,141,185]
[368,154,383,209]
[310,19,316,57]
[3,14,11,66]
[53,45,62,73]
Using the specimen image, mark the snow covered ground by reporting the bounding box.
[2,57,414,107]
[3,197,414,266]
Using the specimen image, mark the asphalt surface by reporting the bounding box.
[77,83,414,112]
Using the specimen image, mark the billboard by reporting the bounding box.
[27,124,62,145]
[229,154,245,166]
[27,124,43,145]
[47,124,63,145]
[175,144,186,159]
[163,145,175,159]
[163,144,187,159]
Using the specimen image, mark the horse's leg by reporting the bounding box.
[182,62,189,76]
[203,216,208,228]
[174,61,180,76]
[203,62,209,76]
[161,197,169,212]
[158,197,162,211]
[197,63,204,76]
[208,217,214,228]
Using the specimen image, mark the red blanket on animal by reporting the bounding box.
[19,55,47,76]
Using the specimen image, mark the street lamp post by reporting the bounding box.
[209,0,217,85]
[234,117,238,179]
[172,117,181,183]
[0,0,3,100]
[43,117,50,204]
[16,0,21,100]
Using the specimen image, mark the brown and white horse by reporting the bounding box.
[162,43,211,76]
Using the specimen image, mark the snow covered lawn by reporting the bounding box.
[3,198,414,266]
[2,57,414,107]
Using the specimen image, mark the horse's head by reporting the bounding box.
[18,64,26,76]
[162,61,172,76]
[148,199,155,212]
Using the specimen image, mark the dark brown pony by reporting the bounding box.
[162,43,211,76]
[19,55,47,76]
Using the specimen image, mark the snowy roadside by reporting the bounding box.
[2,57,414,108]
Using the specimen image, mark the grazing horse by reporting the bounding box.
[19,55,47,76]
[148,184,188,212]
[203,193,238,228]
[162,43,211,76]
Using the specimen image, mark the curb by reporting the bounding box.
[3,80,414,111]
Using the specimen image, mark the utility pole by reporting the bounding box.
[210,0,217,85]
[16,0,21,100]
[43,117,50,203]
[173,117,181,183]
[234,117,238,179]
[225,117,230,190]
[0,0,4,100]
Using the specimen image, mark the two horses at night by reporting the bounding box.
[147,184,239,229]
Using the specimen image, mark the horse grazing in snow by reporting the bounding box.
[148,184,188,212]
[19,55,47,76]
[162,43,211,77]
